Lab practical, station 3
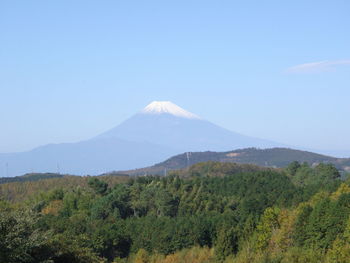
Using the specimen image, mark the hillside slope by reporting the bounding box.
[119,147,350,176]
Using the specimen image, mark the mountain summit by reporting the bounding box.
[97,101,281,152]
[141,101,200,119]
[0,101,283,176]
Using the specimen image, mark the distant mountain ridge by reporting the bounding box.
[2,148,350,180]
[118,148,350,176]
[0,101,285,177]
[0,138,176,176]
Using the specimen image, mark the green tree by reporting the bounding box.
[287,161,301,176]
[0,209,50,263]
[88,178,108,195]
[256,207,280,250]
[214,227,238,262]
[293,205,313,247]
[314,163,340,182]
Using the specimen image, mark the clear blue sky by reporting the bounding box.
[1,0,349,153]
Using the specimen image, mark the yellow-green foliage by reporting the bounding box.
[0,175,129,202]
[256,207,280,250]
[232,182,350,263]
[125,247,215,263]
[41,199,64,215]
[343,217,350,241]
[330,183,350,200]
[325,238,350,263]
[269,209,298,256]
[162,247,214,263]
[307,190,330,206]
[279,247,323,263]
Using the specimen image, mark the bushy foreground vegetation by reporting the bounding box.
[1,161,349,262]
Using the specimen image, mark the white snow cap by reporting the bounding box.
[141,101,200,119]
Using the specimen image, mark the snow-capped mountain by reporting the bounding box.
[97,101,280,152]
[0,101,282,176]
[141,101,201,119]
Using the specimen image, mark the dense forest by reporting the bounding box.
[1,161,350,263]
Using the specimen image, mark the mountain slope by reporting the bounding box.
[118,148,350,176]
[97,101,282,152]
[1,101,284,176]
[0,138,177,176]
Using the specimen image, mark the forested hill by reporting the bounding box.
[0,172,129,185]
[119,147,350,176]
[0,174,130,202]
[1,160,349,263]
[0,173,64,184]
[0,163,267,203]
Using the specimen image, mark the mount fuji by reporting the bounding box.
[0,101,282,176]
[96,101,280,152]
